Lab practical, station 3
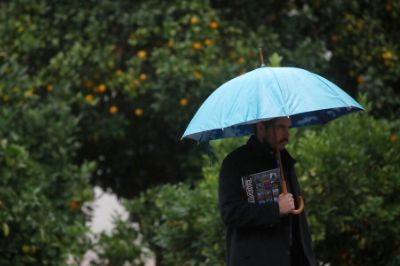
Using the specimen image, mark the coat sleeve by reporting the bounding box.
[218,156,281,229]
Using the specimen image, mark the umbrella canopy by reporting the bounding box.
[182,66,364,142]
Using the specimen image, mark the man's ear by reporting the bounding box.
[255,122,265,136]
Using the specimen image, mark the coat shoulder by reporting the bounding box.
[222,143,251,165]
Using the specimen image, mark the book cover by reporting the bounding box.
[241,168,281,204]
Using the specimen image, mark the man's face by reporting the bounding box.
[262,117,292,150]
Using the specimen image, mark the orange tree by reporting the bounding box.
[213,0,400,118]
[312,0,400,118]
[0,1,271,264]
[0,0,278,199]
[2,0,400,264]
[0,59,95,265]
[2,0,399,200]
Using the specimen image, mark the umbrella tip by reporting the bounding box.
[259,47,266,67]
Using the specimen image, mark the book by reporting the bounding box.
[241,168,281,204]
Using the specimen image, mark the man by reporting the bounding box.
[218,117,316,266]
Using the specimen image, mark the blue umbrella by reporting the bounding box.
[182,66,364,142]
[182,64,364,215]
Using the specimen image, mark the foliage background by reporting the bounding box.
[1,0,399,265]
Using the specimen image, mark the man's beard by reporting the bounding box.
[279,138,289,145]
[262,137,289,150]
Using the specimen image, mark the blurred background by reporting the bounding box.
[1,0,399,265]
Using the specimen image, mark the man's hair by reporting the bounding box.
[254,118,277,135]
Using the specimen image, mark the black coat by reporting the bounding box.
[218,136,316,266]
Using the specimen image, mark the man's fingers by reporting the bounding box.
[283,193,295,209]
[278,193,296,215]
[279,193,293,198]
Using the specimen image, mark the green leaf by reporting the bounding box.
[268,52,283,67]
[2,223,10,237]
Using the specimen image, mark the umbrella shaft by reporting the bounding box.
[276,150,288,194]
[281,178,288,194]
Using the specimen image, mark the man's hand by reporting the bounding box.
[278,193,295,216]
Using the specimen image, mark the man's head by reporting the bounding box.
[255,117,291,150]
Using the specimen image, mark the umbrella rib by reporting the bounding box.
[313,74,350,107]
[265,67,289,117]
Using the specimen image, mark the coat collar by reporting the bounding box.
[246,135,296,166]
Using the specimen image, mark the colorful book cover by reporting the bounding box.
[241,168,281,204]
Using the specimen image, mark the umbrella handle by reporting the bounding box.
[291,196,304,215]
